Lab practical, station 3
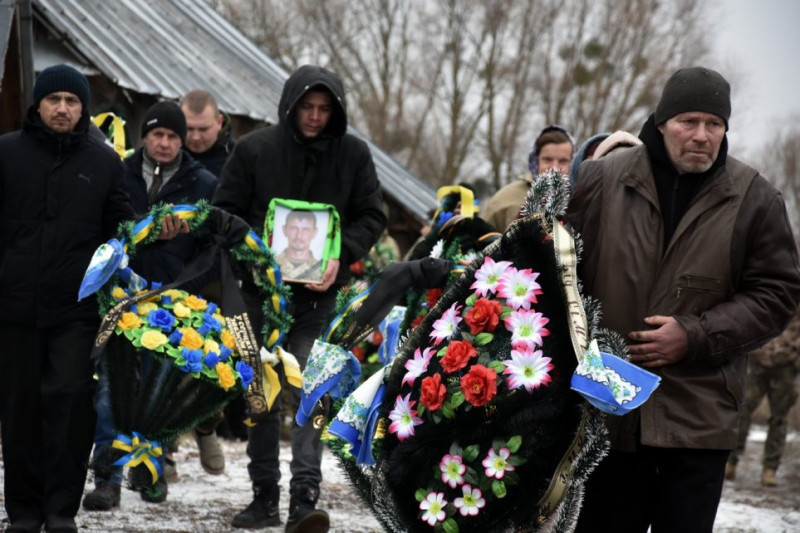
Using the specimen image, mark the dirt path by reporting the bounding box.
[1,427,798,532]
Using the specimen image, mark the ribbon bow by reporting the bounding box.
[260,345,302,411]
[111,431,163,484]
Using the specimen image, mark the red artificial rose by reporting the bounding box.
[350,260,365,276]
[372,331,384,346]
[419,373,447,411]
[426,288,443,309]
[460,364,498,406]
[351,346,365,362]
[464,298,503,335]
[441,340,477,373]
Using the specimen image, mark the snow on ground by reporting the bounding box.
[1,427,798,532]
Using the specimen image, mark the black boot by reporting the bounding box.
[285,486,329,533]
[231,483,281,529]
[82,480,121,511]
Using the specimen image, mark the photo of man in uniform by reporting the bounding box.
[275,209,324,283]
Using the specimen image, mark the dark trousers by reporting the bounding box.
[0,321,98,523]
[244,289,337,493]
[575,446,729,533]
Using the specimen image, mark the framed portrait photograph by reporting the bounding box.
[265,199,341,284]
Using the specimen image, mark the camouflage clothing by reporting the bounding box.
[729,313,800,470]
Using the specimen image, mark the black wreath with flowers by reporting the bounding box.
[332,172,610,533]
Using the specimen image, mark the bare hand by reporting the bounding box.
[305,258,340,292]
[627,315,688,368]
[157,213,190,240]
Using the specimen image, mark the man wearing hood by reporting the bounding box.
[0,64,134,533]
[568,67,800,532]
[213,65,386,533]
[483,125,575,231]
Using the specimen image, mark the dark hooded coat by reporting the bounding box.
[212,65,386,295]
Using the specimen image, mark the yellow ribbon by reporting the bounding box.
[111,432,163,484]
[91,112,129,160]
[436,185,477,218]
[260,346,302,410]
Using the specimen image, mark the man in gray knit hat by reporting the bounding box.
[567,67,800,532]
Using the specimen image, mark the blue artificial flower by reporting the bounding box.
[180,348,204,373]
[147,309,176,332]
[202,312,222,333]
[150,281,163,290]
[206,302,219,315]
[219,345,233,362]
[204,351,221,368]
[197,323,211,336]
[236,361,255,389]
[160,294,173,306]
[168,329,183,346]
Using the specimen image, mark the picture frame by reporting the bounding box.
[265,199,341,284]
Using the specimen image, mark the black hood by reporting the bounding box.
[278,65,348,140]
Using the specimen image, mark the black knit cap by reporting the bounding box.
[33,64,90,108]
[654,67,731,129]
[141,101,187,145]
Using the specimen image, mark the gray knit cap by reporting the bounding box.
[654,67,731,129]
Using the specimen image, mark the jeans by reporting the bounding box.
[244,287,337,493]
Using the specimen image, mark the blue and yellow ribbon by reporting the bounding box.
[321,286,373,342]
[111,432,163,484]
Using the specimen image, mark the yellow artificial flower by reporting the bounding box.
[179,328,205,350]
[173,302,192,318]
[184,295,208,311]
[137,302,158,316]
[216,362,236,391]
[161,289,184,302]
[117,312,142,331]
[141,330,168,350]
[221,329,237,350]
[111,287,127,300]
[204,339,220,355]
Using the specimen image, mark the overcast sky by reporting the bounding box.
[709,0,800,160]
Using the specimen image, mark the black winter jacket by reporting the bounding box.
[0,108,134,326]
[212,65,386,296]
[123,148,218,284]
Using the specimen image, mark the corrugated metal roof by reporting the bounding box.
[33,0,435,221]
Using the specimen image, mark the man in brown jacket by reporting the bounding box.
[568,67,800,533]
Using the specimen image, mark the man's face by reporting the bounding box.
[658,112,725,174]
[144,127,182,164]
[295,90,333,139]
[182,104,222,154]
[38,91,82,134]
[537,142,573,176]
[283,216,317,253]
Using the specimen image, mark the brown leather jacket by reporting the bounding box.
[567,144,800,451]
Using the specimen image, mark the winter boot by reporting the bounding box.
[761,468,777,486]
[82,480,121,511]
[285,486,329,533]
[43,515,77,533]
[195,429,225,474]
[163,456,179,483]
[231,483,281,528]
[724,462,736,481]
[4,518,43,533]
